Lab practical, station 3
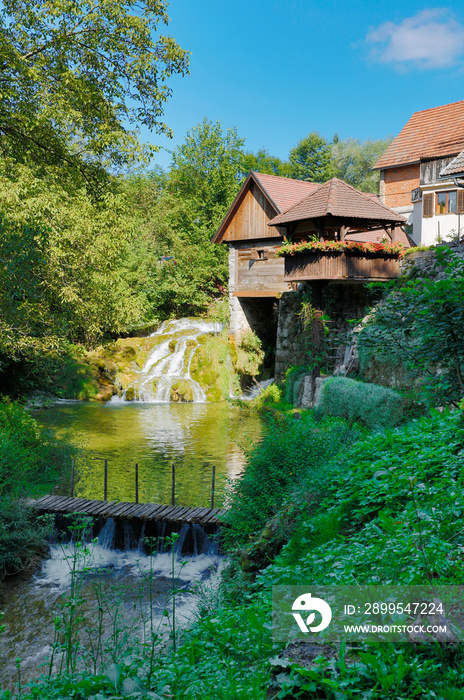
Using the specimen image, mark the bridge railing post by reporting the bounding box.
[171,463,175,506]
[70,458,75,498]
[135,463,139,504]
[104,459,108,501]
[211,465,216,510]
[93,457,109,501]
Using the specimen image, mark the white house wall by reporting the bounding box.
[419,181,464,245]
[421,210,462,245]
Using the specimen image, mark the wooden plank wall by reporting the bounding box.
[222,182,283,242]
[236,242,288,292]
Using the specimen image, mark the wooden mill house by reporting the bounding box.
[214,172,409,353]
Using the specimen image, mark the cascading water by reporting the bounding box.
[116,318,223,403]
[0,518,223,690]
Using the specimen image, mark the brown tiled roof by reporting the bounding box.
[440,149,464,178]
[345,229,413,247]
[268,178,406,226]
[212,171,320,243]
[253,172,320,212]
[374,100,464,170]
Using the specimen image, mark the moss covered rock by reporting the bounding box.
[190,331,235,401]
[170,380,194,402]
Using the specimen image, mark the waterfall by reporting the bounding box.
[116,318,223,403]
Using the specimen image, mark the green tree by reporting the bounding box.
[0,160,144,357]
[288,131,335,183]
[331,136,392,193]
[0,0,189,183]
[169,118,246,229]
[121,120,248,320]
[242,148,291,177]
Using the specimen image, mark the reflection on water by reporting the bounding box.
[34,402,263,507]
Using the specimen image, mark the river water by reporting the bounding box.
[0,401,263,690]
[33,401,263,507]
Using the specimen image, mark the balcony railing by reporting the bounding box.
[284,250,400,282]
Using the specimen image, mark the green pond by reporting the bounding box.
[34,401,263,507]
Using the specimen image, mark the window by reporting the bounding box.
[423,190,464,218]
[436,190,457,215]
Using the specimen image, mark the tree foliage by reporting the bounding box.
[0,158,147,394]
[288,131,336,183]
[242,148,291,178]
[120,120,248,320]
[358,249,464,406]
[0,0,189,183]
[168,118,245,228]
[331,136,393,192]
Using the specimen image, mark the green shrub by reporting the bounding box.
[249,382,282,411]
[314,376,404,428]
[0,497,53,577]
[234,331,264,376]
[282,365,308,405]
[0,398,76,496]
[222,412,362,547]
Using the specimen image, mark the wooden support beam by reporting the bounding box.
[339,225,349,242]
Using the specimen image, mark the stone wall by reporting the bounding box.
[399,243,464,278]
[359,243,464,392]
[275,282,375,385]
[228,246,252,340]
[274,291,308,382]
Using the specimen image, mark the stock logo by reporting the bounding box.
[292,593,332,633]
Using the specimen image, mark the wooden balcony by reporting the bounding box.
[284,250,400,282]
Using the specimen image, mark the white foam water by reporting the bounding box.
[0,524,224,689]
[115,318,224,404]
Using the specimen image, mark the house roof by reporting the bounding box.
[212,171,320,243]
[268,178,406,227]
[439,149,464,178]
[373,100,464,170]
[345,229,414,247]
[252,172,320,211]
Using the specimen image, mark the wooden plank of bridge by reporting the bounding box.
[125,503,148,519]
[29,495,227,526]
[202,508,222,525]
[184,506,206,522]
[35,495,56,509]
[121,503,145,518]
[38,495,62,510]
[140,504,166,520]
[75,499,100,514]
[185,507,207,523]
[50,496,76,512]
[139,503,160,518]
[106,502,130,518]
[168,506,192,522]
[84,500,113,516]
[151,504,175,521]
[164,505,187,522]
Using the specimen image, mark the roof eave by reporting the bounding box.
[269,213,406,227]
[372,159,421,171]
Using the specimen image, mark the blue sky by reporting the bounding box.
[144,2,464,170]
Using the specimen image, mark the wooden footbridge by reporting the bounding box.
[31,495,228,527]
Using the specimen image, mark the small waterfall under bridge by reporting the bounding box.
[30,494,227,554]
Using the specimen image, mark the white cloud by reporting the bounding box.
[366,8,464,69]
